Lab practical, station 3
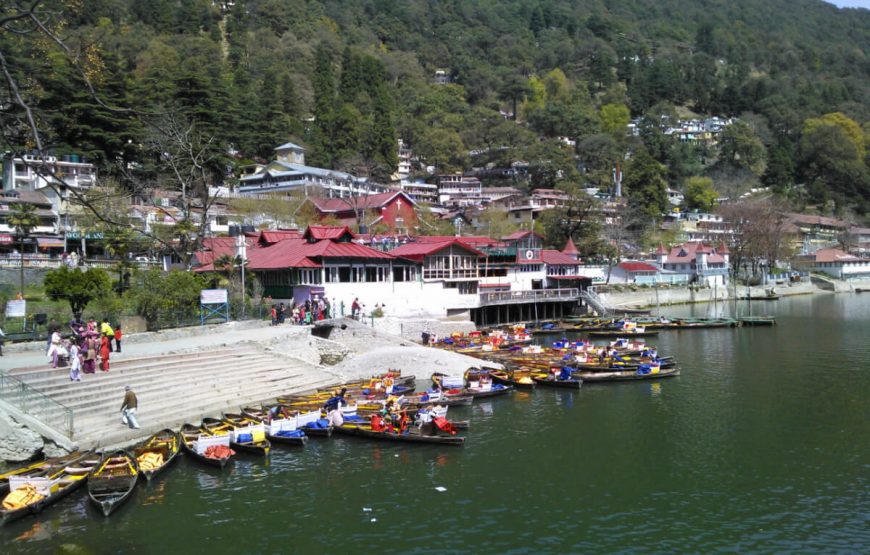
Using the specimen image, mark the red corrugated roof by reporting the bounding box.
[541,250,580,265]
[304,225,355,241]
[260,230,302,244]
[389,239,483,261]
[196,237,256,266]
[618,261,660,273]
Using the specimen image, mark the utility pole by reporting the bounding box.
[236,234,247,319]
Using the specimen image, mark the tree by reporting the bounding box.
[599,103,630,137]
[44,267,111,316]
[800,112,869,212]
[717,121,767,176]
[131,268,206,329]
[623,148,669,223]
[683,177,718,212]
[8,203,39,295]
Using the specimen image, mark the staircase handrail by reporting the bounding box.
[0,371,74,439]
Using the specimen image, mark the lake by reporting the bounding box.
[3,292,869,554]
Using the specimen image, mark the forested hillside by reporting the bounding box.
[2,0,869,214]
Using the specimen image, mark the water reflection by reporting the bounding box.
[140,479,167,506]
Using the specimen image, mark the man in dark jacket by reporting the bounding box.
[121,385,140,429]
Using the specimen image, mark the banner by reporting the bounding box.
[200,289,228,304]
[5,299,26,317]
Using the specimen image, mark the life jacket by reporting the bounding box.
[371,414,386,432]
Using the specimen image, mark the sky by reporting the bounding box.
[825,0,870,8]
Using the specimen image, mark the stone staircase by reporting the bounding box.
[6,347,337,450]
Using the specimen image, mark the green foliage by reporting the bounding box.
[130,269,206,329]
[43,267,112,316]
[1,0,868,213]
[683,177,718,212]
[624,148,669,221]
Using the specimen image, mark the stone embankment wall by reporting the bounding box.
[600,280,820,309]
[0,408,70,462]
[368,316,477,342]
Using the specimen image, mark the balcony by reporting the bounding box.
[478,288,579,306]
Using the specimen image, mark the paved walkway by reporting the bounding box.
[1,321,312,371]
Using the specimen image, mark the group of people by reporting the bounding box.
[270,297,334,326]
[47,314,122,382]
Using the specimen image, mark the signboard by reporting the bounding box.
[200,289,228,304]
[5,299,26,318]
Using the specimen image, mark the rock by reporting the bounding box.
[0,408,44,462]
[42,440,72,458]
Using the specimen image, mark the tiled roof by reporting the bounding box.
[309,191,415,213]
[785,213,849,229]
[664,241,726,264]
[811,248,860,263]
[388,239,483,261]
[618,261,660,273]
[541,250,580,265]
[502,230,544,241]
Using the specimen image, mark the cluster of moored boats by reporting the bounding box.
[1,319,706,525]
[517,314,775,336]
[1,368,529,524]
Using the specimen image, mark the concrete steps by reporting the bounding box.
[3,346,337,450]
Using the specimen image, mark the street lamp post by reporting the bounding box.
[235,234,247,319]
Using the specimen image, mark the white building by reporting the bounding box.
[2,153,96,192]
[793,248,870,280]
[238,142,388,198]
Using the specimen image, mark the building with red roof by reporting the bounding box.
[792,248,870,280]
[306,191,418,234]
[655,241,730,286]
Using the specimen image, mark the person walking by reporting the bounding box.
[120,385,140,429]
[99,332,111,372]
[113,325,123,353]
[69,339,81,382]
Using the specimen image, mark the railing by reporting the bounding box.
[479,288,579,306]
[581,288,612,316]
[0,371,74,439]
[0,255,158,270]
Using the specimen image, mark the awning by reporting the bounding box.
[36,237,65,248]
[0,234,13,244]
[480,283,511,288]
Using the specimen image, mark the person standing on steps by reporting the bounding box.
[99,331,111,371]
[113,325,122,353]
[120,385,140,429]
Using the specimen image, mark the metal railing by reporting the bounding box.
[580,288,612,315]
[0,371,74,439]
[479,288,579,306]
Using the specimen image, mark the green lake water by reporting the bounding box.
[3,293,869,554]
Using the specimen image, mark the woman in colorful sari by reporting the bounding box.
[99,333,111,371]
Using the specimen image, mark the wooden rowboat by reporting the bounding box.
[574,366,680,383]
[333,421,465,446]
[203,417,271,457]
[87,450,138,516]
[224,412,307,447]
[1,452,97,525]
[133,429,180,482]
[0,451,91,497]
[529,372,583,389]
[487,368,536,390]
[180,423,234,469]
